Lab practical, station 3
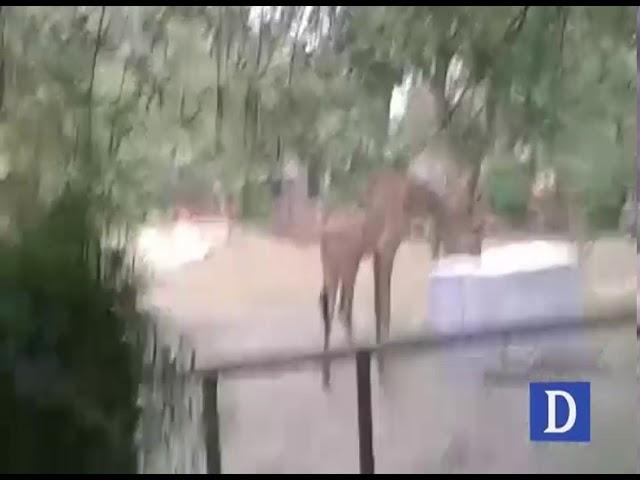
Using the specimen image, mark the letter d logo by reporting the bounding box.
[530,382,590,442]
[544,390,577,433]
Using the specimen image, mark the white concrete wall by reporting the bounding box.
[134,217,230,274]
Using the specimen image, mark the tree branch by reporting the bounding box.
[224,8,232,82]
[235,17,247,70]
[256,7,264,71]
[259,8,296,79]
[182,87,213,125]
[110,62,127,107]
[113,125,132,158]
[436,79,472,133]
[503,6,530,45]
[0,6,5,113]
[288,7,306,86]
[87,6,106,158]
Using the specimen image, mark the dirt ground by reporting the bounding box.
[140,227,638,474]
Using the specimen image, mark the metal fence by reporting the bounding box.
[194,308,636,474]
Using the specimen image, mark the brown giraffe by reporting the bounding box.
[318,168,485,388]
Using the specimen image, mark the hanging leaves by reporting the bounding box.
[0,5,632,228]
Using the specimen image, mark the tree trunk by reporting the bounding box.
[429,46,488,213]
[242,85,250,148]
[256,7,263,71]
[224,8,232,81]
[464,78,498,210]
[378,84,393,150]
[0,6,5,113]
[240,170,251,218]
[430,46,453,126]
[215,11,223,142]
[288,7,304,86]
[307,155,321,199]
[633,7,640,252]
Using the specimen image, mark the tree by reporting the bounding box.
[342,7,635,228]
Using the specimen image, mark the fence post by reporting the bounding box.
[356,351,374,474]
[203,373,222,474]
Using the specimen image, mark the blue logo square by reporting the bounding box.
[529,381,590,443]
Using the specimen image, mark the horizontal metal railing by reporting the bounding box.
[195,307,637,474]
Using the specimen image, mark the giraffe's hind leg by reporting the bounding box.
[319,272,338,390]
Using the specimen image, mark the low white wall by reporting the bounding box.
[134,217,230,274]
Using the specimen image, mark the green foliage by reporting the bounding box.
[359,6,635,227]
[0,190,144,473]
[486,161,530,221]
[2,6,630,224]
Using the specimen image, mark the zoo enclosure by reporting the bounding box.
[194,308,636,474]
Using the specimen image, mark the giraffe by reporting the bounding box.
[318,168,485,388]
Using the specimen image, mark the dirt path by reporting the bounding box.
[139,229,637,474]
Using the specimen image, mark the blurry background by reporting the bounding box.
[0,6,636,474]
